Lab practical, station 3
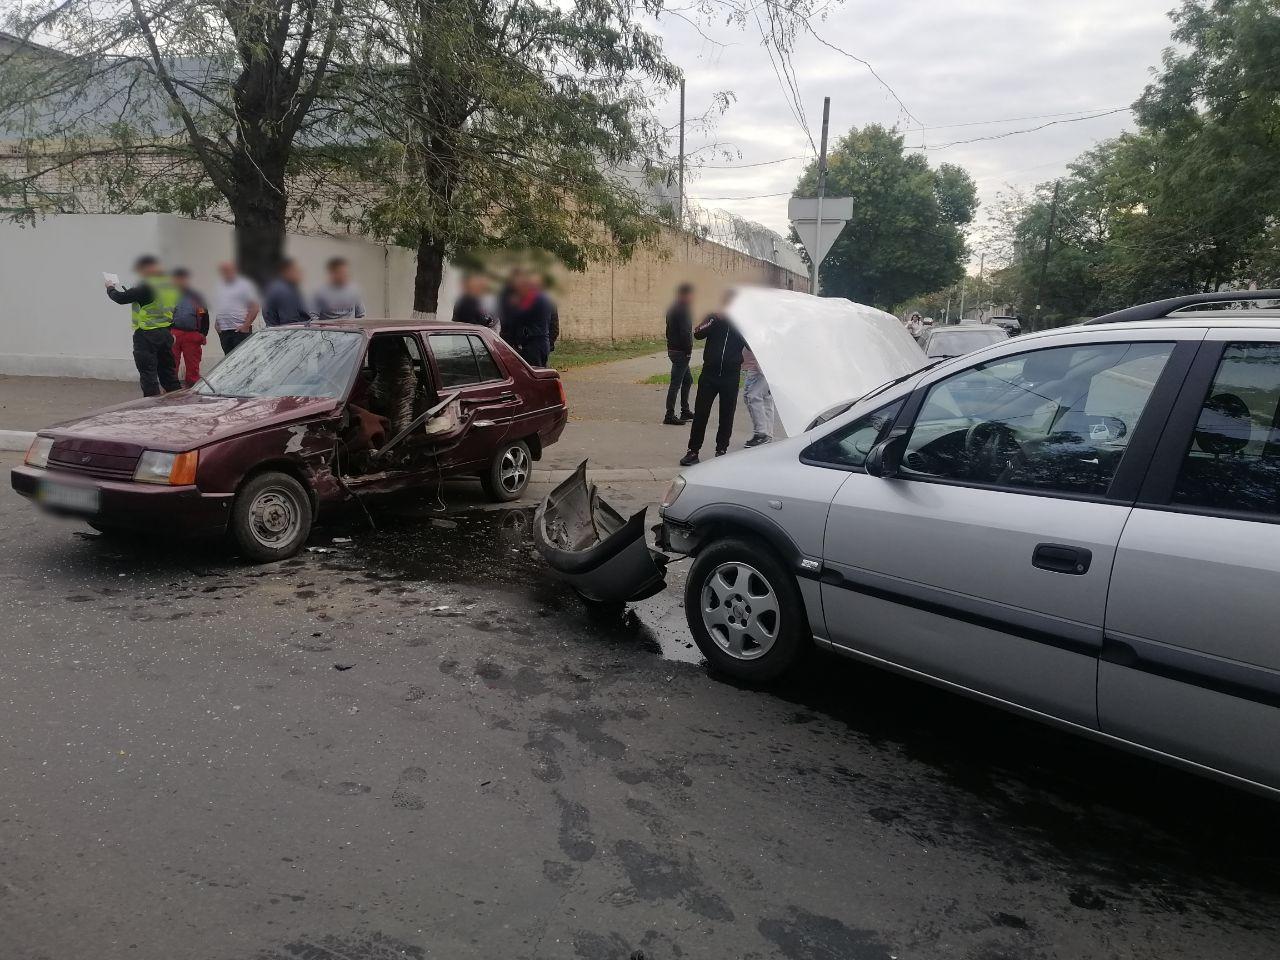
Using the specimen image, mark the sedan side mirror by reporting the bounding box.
[865,433,906,478]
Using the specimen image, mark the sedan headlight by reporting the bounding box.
[24,436,54,468]
[661,474,686,509]
[133,450,199,485]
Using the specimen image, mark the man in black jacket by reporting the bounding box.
[501,268,556,366]
[452,273,495,327]
[663,283,695,425]
[680,290,746,466]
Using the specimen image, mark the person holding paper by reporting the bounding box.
[104,254,181,396]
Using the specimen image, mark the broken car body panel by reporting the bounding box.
[728,286,926,434]
[534,461,668,603]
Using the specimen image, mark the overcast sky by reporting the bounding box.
[653,0,1177,247]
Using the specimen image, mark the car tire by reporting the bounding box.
[229,471,313,562]
[685,537,810,683]
[482,439,532,502]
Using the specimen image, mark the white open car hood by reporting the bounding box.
[730,286,927,433]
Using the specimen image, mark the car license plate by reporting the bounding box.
[39,480,101,515]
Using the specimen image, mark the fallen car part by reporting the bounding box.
[534,461,668,604]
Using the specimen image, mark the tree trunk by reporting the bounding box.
[414,231,446,316]
[230,162,289,287]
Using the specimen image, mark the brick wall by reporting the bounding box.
[552,226,807,342]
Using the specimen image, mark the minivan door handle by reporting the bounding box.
[1032,543,1092,575]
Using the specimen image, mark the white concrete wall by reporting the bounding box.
[0,213,421,380]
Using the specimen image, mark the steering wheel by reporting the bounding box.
[964,421,1025,482]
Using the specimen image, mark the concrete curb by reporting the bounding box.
[0,429,36,452]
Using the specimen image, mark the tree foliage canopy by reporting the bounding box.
[791,125,976,309]
[990,0,1280,326]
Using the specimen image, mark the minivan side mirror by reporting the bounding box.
[865,433,906,478]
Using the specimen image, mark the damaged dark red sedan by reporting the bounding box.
[11,321,567,560]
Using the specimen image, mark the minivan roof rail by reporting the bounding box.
[1085,290,1280,325]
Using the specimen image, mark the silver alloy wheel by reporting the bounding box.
[700,561,780,660]
[247,486,301,547]
[499,445,530,493]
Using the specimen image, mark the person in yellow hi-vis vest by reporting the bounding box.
[105,254,182,396]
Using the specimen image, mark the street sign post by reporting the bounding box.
[788,196,853,293]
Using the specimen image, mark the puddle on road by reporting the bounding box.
[316,501,702,665]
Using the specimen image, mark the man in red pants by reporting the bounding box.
[170,268,210,388]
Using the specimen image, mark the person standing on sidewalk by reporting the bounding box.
[679,291,746,466]
[740,347,775,447]
[262,259,311,327]
[311,256,365,321]
[503,268,556,366]
[213,261,259,354]
[170,268,210,388]
[662,283,695,425]
[105,254,181,396]
[452,273,496,327]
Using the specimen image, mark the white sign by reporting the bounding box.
[787,197,853,266]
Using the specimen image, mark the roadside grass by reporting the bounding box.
[643,366,745,386]
[552,336,666,369]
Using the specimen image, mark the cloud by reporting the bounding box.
[654,0,1174,240]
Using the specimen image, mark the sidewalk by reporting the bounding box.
[0,354,755,472]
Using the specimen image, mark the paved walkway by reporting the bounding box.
[0,353,757,473]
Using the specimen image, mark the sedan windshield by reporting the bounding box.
[195,329,364,398]
[925,327,1008,358]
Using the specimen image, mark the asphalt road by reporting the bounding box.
[3,451,1279,960]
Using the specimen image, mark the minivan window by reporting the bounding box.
[804,399,905,469]
[901,342,1174,496]
[1171,343,1280,517]
[196,329,363,398]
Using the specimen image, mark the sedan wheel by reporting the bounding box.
[230,471,313,562]
[483,440,533,502]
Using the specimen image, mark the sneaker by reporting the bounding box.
[680,409,695,422]
[679,451,700,467]
[714,448,727,457]
[744,434,772,448]
[662,414,683,426]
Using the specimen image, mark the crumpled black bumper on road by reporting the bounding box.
[533,461,669,604]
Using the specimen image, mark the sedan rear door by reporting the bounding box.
[1101,331,1280,789]
[425,332,522,471]
[817,330,1196,728]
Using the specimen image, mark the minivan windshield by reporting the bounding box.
[195,329,364,398]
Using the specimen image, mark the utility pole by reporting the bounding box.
[811,96,831,295]
[958,274,967,323]
[676,79,686,230]
[1034,180,1061,331]
[944,287,952,323]
[977,251,985,322]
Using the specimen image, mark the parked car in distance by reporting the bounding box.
[989,315,1023,336]
[647,290,1280,796]
[12,321,567,560]
[917,323,1009,359]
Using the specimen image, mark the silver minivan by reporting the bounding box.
[654,293,1280,796]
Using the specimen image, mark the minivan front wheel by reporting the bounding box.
[230,471,313,562]
[685,537,809,682]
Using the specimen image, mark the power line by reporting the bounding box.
[923,106,1127,132]
[690,190,793,200]
[802,20,923,129]
[698,154,811,169]
[908,108,1130,151]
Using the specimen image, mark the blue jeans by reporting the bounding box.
[666,351,693,416]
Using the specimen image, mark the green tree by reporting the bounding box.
[791,125,976,308]
[0,0,349,280]
[336,0,680,313]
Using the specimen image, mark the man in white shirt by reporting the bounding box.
[213,262,260,354]
[311,257,366,321]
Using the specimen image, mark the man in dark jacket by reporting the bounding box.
[170,268,210,388]
[104,254,181,396]
[680,290,746,466]
[501,268,556,366]
[663,283,695,425]
[262,259,311,327]
[452,273,495,326]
